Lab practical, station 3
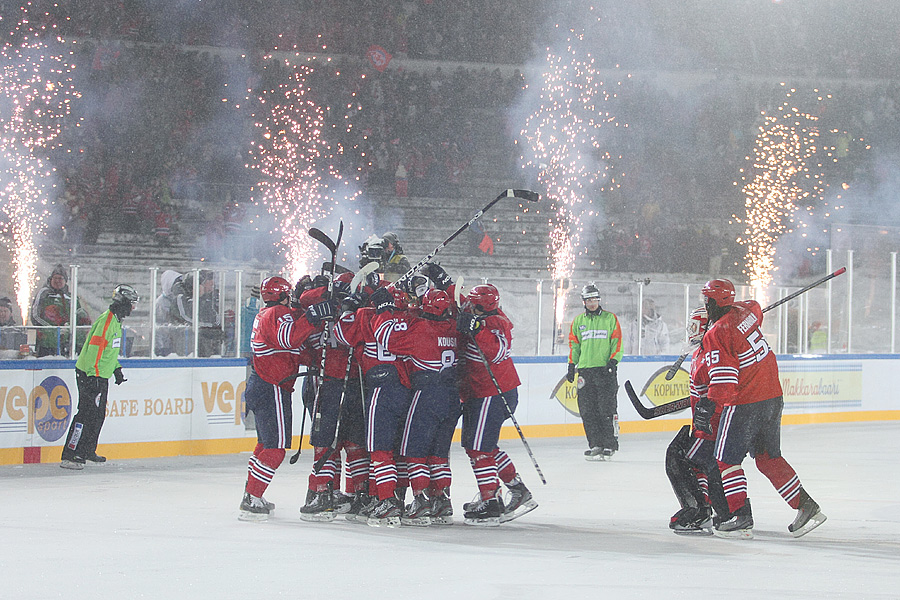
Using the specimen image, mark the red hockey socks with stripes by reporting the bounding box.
[717,461,748,514]
[755,453,802,509]
[246,448,285,498]
[467,449,500,500]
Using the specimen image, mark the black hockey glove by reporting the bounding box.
[370,287,395,314]
[421,263,453,291]
[606,358,618,377]
[113,367,126,385]
[566,363,577,383]
[692,397,715,435]
[457,312,483,334]
[305,300,335,326]
[341,291,367,314]
[292,275,313,308]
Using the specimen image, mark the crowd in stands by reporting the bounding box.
[7,1,898,277]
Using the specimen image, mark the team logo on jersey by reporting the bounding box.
[640,367,690,407]
[32,375,72,442]
[550,374,581,417]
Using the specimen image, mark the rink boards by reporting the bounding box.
[0,355,897,465]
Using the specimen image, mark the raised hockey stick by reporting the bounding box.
[663,267,847,380]
[394,189,540,288]
[625,379,690,419]
[291,222,344,464]
[470,336,547,485]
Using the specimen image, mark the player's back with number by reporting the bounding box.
[703,300,782,406]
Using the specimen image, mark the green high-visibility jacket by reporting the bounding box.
[568,310,623,368]
[75,310,123,378]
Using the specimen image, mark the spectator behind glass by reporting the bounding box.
[173,270,225,357]
[155,270,184,356]
[627,298,671,355]
[0,296,27,353]
[30,265,91,357]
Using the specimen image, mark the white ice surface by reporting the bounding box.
[2,422,898,600]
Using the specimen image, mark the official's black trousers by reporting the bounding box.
[577,367,619,451]
[61,369,108,460]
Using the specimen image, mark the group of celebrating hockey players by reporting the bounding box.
[665,278,827,539]
[238,251,538,528]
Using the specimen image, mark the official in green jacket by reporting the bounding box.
[60,284,139,470]
[567,283,623,461]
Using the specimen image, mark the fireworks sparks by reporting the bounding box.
[0,5,78,322]
[248,57,362,282]
[518,24,627,281]
[733,86,824,297]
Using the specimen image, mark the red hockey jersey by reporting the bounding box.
[371,311,458,374]
[250,304,322,391]
[460,311,521,398]
[701,300,782,406]
[333,306,412,388]
[689,345,721,441]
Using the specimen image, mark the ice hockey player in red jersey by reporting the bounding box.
[666,306,728,535]
[700,278,826,538]
[298,272,369,522]
[455,282,537,526]
[373,282,462,526]
[333,284,413,527]
[238,276,333,522]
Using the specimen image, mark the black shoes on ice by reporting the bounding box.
[670,505,713,536]
[239,492,272,522]
[60,456,86,470]
[463,495,504,526]
[584,447,615,461]
[788,489,827,538]
[502,476,539,523]
[60,453,106,470]
[714,499,754,539]
[299,489,336,522]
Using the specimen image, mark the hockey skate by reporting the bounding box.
[501,476,538,523]
[429,490,453,525]
[345,492,374,522]
[351,494,380,524]
[84,453,107,463]
[299,489,336,522]
[367,496,403,528]
[332,490,355,515]
[401,493,432,527]
[239,491,275,513]
[788,489,827,538]
[669,505,713,536]
[239,493,271,522]
[585,447,614,462]
[463,495,503,527]
[60,456,85,470]
[713,500,754,539]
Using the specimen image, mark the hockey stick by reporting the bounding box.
[311,347,355,474]
[470,335,547,485]
[625,380,690,419]
[290,222,344,464]
[663,267,847,381]
[394,189,540,288]
[349,261,379,295]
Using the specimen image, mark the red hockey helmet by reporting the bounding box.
[701,279,735,307]
[467,284,500,313]
[421,288,451,317]
[386,284,410,310]
[687,306,708,345]
[260,276,292,303]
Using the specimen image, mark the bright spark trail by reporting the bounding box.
[248,57,362,282]
[0,5,78,322]
[733,85,824,298]
[517,18,627,345]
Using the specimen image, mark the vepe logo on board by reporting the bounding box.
[201,380,247,425]
[0,376,72,442]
